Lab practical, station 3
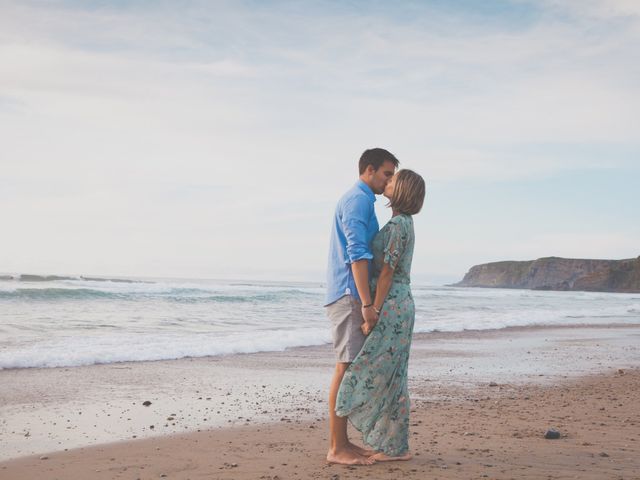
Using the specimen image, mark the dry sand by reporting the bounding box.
[1,324,640,479]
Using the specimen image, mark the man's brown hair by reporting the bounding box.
[358,148,399,175]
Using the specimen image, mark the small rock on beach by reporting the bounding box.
[544,429,561,439]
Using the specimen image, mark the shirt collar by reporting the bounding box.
[356,180,376,202]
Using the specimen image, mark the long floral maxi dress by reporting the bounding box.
[336,213,415,456]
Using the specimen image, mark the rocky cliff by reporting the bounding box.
[454,256,640,293]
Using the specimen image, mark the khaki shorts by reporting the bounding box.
[326,295,366,363]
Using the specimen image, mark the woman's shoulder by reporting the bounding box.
[382,214,413,237]
[387,214,413,227]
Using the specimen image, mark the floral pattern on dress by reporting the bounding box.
[335,214,415,456]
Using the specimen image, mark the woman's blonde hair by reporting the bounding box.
[389,169,425,215]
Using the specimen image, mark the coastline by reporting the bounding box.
[1,323,640,478]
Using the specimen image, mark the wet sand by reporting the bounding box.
[1,324,640,479]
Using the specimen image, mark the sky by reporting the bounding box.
[1,0,639,284]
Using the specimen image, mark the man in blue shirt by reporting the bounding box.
[325,148,398,465]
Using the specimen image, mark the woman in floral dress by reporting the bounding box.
[336,169,426,461]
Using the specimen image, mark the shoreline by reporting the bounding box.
[2,321,639,373]
[1,322,639,465]
[2,368,639,479]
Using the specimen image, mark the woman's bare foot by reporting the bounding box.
[326,449,375,465]
[370,452,412,462]
[347,442,378,457]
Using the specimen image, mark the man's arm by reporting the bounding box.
[351,259,378,328]
[341,196,379,328]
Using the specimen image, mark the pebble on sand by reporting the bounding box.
[544,429,561,439]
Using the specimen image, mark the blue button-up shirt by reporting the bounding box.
[325,180,379,306]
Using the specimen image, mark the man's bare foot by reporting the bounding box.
[326,449,375,465]
[347,442,378,457]
[370,452,412,462]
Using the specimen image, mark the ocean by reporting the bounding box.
[0,275,638,370]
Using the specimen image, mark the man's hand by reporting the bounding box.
[361,307,378,335]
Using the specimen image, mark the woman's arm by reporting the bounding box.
[361,218,407,335]
[362,262,393,335]
[373,262,393,313]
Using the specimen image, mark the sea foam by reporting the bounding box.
[0,276,638,369]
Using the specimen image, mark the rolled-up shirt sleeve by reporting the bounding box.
[341,196,374,263]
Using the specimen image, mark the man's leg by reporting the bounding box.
[327,362,373,465]
[326,295,374,464]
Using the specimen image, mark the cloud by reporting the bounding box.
[0,0,638,277]
[540,0,640,20]
[517,231,640,260]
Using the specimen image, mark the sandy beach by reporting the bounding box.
[1,323,640,479]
